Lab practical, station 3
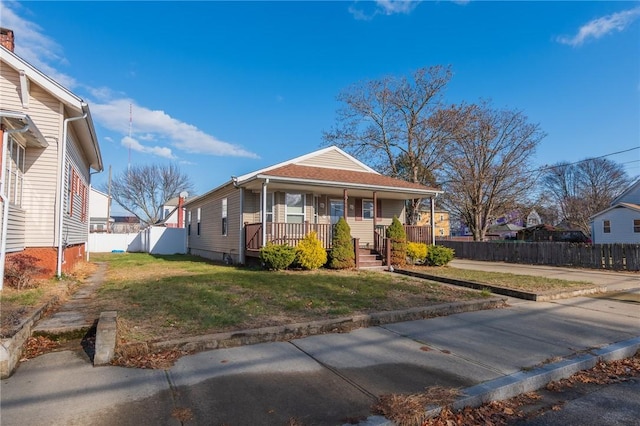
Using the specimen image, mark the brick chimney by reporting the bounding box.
[0,28,15,52]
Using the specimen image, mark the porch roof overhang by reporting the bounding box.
[0,111,48,148]
[237,164,443,200]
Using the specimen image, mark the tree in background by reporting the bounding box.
[323,66,452,224]
[439,101,545,241]
[540,158,630,235]
[103,163,194,225]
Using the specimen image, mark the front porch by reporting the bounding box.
[244,221,432,268]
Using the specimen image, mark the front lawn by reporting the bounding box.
[90,253,484,342]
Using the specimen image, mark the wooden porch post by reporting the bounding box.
[343,189,348,221]
[430,196,436,245]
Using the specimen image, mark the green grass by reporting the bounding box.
[1,287,45,306]
[409,266,593,292]
[90,253,483,341]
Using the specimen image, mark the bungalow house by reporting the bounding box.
[590,179,640,244]
[0,28,103,287]
[184,146,442,265]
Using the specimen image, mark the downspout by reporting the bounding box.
[0,123,31,290]
[232,177,245,264]
[57,110,87,278]
[261,179,269,247]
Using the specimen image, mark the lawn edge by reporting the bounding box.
[149,298,506,353]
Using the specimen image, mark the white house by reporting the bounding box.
[0,28,103,285]
[590,179,640,244]
[89,188,111,232]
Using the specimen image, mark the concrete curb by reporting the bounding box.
[355,337,640,426]
[94,311,117,366]
[0,296,60,379]
[150,298,506,353]
[395,269,606,301]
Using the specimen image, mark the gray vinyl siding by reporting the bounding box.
[5,205,26,252]
[187,182,241,261]
[296,150,371,172]
[592,207,640,244]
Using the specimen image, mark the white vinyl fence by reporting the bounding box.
[89,227,186,255]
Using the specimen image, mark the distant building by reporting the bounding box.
[590,179,640,244]
[89,188,112,233]
[527,209,542,227]
[417,210,450,238]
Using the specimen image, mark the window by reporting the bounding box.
[222,198,228,235]
[4,137,25,207]
[362,200,374,220]
[285,193,305,223]
[603,220,611,233]
[440,214,444,222]
[197,208,201,236]
[265,192,274,223]
[187,211,192,235]
[634,219,640,233]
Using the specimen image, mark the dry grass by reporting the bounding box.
[373,386,461,426]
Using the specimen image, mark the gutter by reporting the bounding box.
[56,108,87,278]
[0,121,31,291]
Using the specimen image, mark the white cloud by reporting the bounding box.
[92,99,258,158]
[2,1,259,160]
[349,0,421,20]
[121,135,175,159]
[557,7,640,47]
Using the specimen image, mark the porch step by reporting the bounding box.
[358,250,384,268]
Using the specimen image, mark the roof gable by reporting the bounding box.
[235,146,377,183]
[611,179,640,206]
[590,202,640,219]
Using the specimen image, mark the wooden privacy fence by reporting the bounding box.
[437,241,640,271]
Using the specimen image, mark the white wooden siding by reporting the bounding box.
[296,149,371,172]
[62,125,90,245]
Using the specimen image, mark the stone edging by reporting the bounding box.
[0,296,60,379]
[149,298,506,353]
[395,269,606,301]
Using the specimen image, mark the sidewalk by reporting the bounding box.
[2,275,639,425]
[449,259,639,292]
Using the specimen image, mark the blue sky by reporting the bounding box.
[2,1,639,213]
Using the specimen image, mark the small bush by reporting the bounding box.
[386,216,407,267]
[329,217,355,269]
[296,231,328,270]
[426,246,454,266]
[4,254,45,290]
[407,242,428,264]
[260,243,297,271]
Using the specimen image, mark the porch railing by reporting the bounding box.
[245,222,333,250]
[376,225,432,245]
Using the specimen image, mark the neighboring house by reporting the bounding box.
[0,28,103,284]
[590,179,640,244]
[417,209,450,238]
[156,193,189,228]
[527,209,542,227]
[110,216,142,234]
[89,188,112,233]
[184,146,442,265]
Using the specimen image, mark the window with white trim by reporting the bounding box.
[634,219,640,233]
[285,193,305,223]
[362,199,374,220]
[4,137,25,207]
[187,211,192,235]
[603,220,611,234]
[222,198,228,235]
[265,192,274,223]
[197,208,201,236]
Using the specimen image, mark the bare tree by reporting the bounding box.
[103,163,194,225]
[541,158,630,235]
[439,101,545,241]
[323,66,452,223]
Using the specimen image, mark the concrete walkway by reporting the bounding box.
[1,261,639,425]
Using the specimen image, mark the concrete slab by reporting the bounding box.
[0,350,169,426]
[292,327,500,395]
[32,311,94,335]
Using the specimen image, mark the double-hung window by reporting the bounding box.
[362,199,374,220]
[634,219,640,233]
[603,220,611,234]
[265,192,274,223]
[4,137,25,207]
[222,198,228,236]
[285,193,305,223]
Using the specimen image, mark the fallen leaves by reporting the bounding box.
[111,348,187,369]
[20,336,60,361]
[373,386,461,426]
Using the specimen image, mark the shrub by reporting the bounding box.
[260,243,296,271]
[329,217,355,269]
[426,245,454,266]
[4,254,45,290]
[296,231,328,270]
[407,242,428,264]
[386,216,407,267]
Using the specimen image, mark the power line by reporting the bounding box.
[531,146,640,174]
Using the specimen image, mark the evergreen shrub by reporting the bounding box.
[329,217,355,269]
[426,246,455,266]
[260,243,296,271]
[386,216,407,267]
